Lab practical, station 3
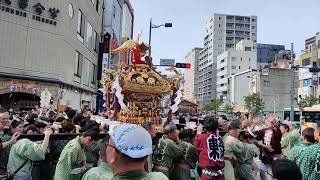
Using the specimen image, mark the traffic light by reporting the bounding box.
[175,63,191,68]
[164,23,173,27]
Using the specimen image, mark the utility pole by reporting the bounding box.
[290,43,295,121]
[148,18,152,60]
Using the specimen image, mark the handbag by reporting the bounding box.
[2,159,29,180]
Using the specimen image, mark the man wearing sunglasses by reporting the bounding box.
[106,123,168,180]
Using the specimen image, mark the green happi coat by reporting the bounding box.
[152,135,184,177]
[281,129,300,157]
[287,143,312,166]
[299,143,320,180]
[223,135,244,180]
[81,162,113,180]
[223,135,245,180]
[111,170,168,180]
[171,140,198,180]
[7,139,46,177]
[54,136,87,180]
[235,142,259,180]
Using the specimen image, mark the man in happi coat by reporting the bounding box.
[223,121,245,180]
[299,121,320,180]
[287,127,315,166]
[153,123,184,177]
[7,126,52,180]
[194,116,225,180]
[81,137,113,180]
[107,123,168,180]
[252,115,282,180]
[54,129,99,180]
[171,129,198,180]
[235,131,260,180]
[280,121,300,157]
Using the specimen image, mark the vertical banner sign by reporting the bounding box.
[102,53,109,78]
[313,73,318,85]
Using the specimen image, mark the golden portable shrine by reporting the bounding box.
[101,35,182,126]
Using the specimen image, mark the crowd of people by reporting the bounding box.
[0,107,319,180]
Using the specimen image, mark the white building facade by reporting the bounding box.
[217,40,257,101]
[229,68,297,114]
[183,48,203,103]
[197,13,257,107]
[297,32,320,99]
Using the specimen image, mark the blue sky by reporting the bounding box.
[131,0,320,64]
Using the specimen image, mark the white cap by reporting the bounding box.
[110,123,153,158]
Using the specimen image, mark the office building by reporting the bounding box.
[0,0,103,110]
[197,13,257,107]
[183,48,203,103]
[217,40,257,101]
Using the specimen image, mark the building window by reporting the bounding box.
[77,10,84,37]
[252,18,256,22]
[91,63,96,84]
[231,57,236,61]
[239,66,241,70]
[264,80,271,87]
[249,66,251,69]
[241,57,243,61]
[219,24,221,27]
[96,0,100,13]
[304,79,312,87]
[303,58,311,66]
[74,51,82,77]
[86,22,93,49]
[232,66,236,69]
[245,47,252,51]
[219,17,221,20]
[93,31,98,52]
[249,58,251,62]
[252,26,255,29]
[82,58,90,86]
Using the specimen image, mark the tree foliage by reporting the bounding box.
[298,96,320,108]
[223,104,234,114]
[244,93,264,114]
[211,99,223,114]
[202,103,212,113]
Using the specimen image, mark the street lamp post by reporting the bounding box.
[148,18,172,63]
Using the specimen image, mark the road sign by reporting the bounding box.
[160,59,175,66]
